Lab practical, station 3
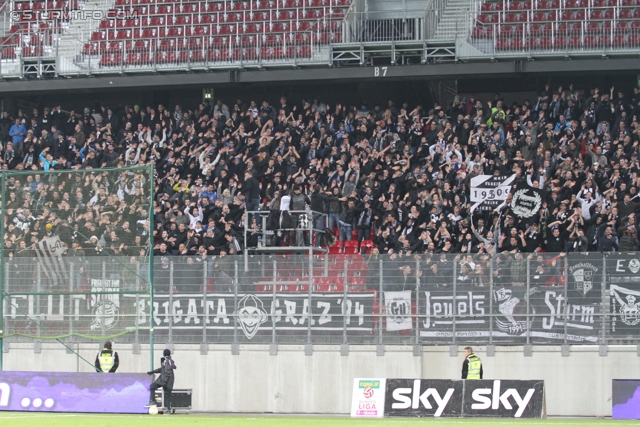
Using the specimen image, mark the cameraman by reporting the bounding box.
[147,349,177,412]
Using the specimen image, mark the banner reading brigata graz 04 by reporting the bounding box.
[608,253,640,336]
[383,379,545,418]
[125,292,376,339]
[420,282,599,343]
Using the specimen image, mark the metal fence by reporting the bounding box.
[4,252,640,346]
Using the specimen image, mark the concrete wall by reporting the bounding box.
[3,343,638,416]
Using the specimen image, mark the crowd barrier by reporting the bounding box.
[3,252,640,345]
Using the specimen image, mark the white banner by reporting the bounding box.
[384,290,412,331]
[33,236,69,286]
[470,174,516,211]
[350,378,386,417]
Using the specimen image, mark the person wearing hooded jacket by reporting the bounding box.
[147,349,177,411]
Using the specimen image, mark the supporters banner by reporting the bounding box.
[470,174,516,211]
[125,292,376,339]
[419,286,598,343]
[90,279,120,331]
[610,285,640,335]
[33,236,69,287]
[566,253,603,302]
[509,184,544,219]
[420,286,489,340]
[607,253,640,336]
[384,291,412,331]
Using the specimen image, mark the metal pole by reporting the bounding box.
[489,259,494,345]
[135,262,140,346]
[233,260,238,344]
[452,261,457,345]
[244,213,249,272]
[415,259,420,345]
[526,257,530,345]
[202,261,207,344]
[601,254,607,345]
[148,164,155,371]
[271,258,277,344]
[563,256,568,344]
[306,234,313,345]
[0,169,5,369]
[342,258,348,344]
[168,262,174,344]
[378,259,383,344]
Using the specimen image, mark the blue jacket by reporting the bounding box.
[9,123,26,144]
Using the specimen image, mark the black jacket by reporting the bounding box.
[151,355,177,389]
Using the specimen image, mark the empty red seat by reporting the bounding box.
[619,8,632,18]
[495,38,509,50]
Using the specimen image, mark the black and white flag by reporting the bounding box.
[610,284,640,335]
[33,236,69,286]
[470,174,516,212]
[384,290,412,331]
[509,184,545,219]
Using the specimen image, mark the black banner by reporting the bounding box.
[419,285,599,343]
[384,379,545,418]
[566,253,603,302]
[461,380,545,418]
[384,379,463,417]
[607,253,640,336]
[124,292,376,339]
[509,184,544,219]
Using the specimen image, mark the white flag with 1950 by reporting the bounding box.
[34,235,69,286]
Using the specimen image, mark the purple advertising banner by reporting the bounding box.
[613,379,640,419]
[0,372,151,413]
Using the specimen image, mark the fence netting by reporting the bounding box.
[1,166,154,343]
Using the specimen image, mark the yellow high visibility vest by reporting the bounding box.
[466,354,482,380]
[98,349,115,372]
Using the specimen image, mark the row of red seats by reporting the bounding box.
[254,277,369,293]
[13,0,78,10]
[98,46,314,66]
[89,21,339,40]
[481,0,638,11]
[110,3,343,15]
[111,0,348,8]
[477,8,640,23]
[493,33,640,49]
[83,34,318,53]
[96,9,342,28]
[473,19,640,36]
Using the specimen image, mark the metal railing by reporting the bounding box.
[341,11,425,43]
[2,252,638,346]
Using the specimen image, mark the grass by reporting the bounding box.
[0,413,639,427]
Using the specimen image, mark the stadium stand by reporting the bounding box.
[0,0,350,64]
[471,0,640,52]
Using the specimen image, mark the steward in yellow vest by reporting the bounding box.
[462,346,483,379]
[95,341,119,373]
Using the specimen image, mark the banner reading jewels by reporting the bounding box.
[126,292,376,340]
[0,372,150,413]
[419,285,599,343]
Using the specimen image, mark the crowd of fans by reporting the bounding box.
[1,83,640,289]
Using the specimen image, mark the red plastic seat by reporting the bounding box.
[619,8,632,18]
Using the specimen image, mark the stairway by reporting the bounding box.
[56,0,116,63]
[430,0,474,40]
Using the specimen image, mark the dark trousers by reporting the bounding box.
[150,379,172,409]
